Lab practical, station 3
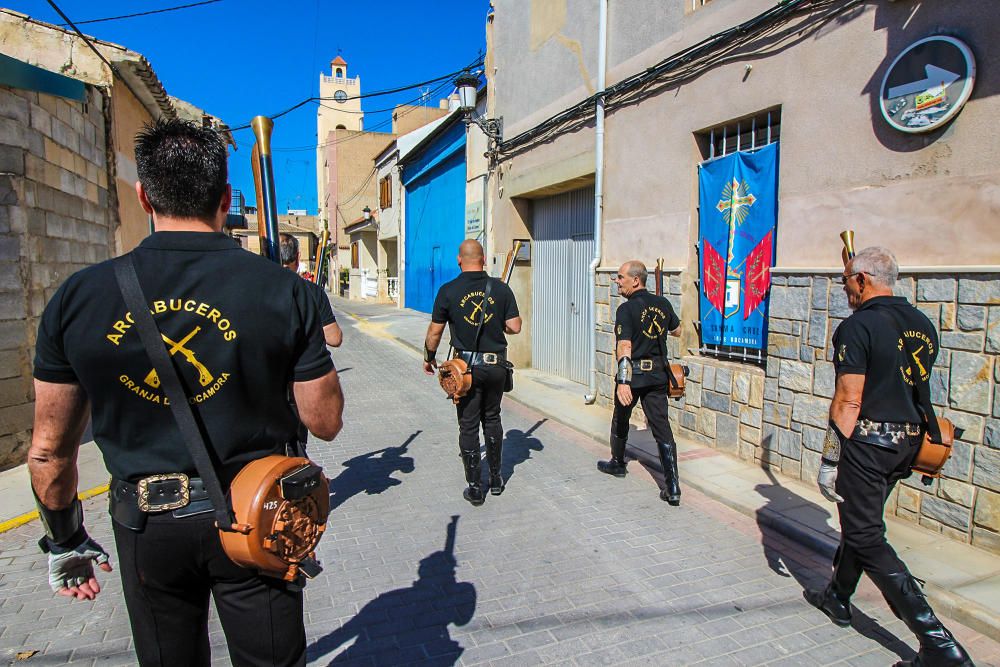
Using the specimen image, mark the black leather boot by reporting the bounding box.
[485,436,504,495]
[597,435,628,477]
[460,451,485,506]
[803,583,853,627]
[656,441,681,505]
[868,571,974,667]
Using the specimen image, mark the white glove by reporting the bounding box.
[816,462,844,504]
[47,535,110,593]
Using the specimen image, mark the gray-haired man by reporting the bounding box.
[805,247,971,666]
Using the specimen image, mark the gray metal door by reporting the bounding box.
[531,187,595,384]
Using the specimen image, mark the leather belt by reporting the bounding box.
[631,358,663,373]
[454,350,506,366]
[852,419,922,450]
[111,475,214,530]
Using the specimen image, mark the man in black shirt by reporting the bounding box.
[28,119,344,667]
[805,247,971,666]
[598,261,683,505]
[423,240,521,505]
[280,233,342,348]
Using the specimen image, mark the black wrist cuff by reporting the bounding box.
[38,527,88,554]
[34,493,83,546]
[423,346,436,363]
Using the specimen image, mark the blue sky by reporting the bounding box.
[12,0,490,214]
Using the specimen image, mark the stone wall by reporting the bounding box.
[0,84,114,469]
[594,268,1000,554]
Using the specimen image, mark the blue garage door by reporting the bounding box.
[403,135,466,313]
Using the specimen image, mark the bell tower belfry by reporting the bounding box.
[317,55,363,238]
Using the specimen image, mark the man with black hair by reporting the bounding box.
[423,240,521,505]
[280,232,342,348]
[805,246,972,667]
[29,118,344,667]
[598,260,683,505]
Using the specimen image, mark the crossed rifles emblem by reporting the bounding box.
[143,326,214,389]
[467,298,492,325]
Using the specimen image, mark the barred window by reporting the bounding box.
[694,108,781,367]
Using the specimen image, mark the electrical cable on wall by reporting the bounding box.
[496,0,862,161]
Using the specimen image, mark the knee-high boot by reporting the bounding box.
[460,450,485,506]
[485,436,504,495]
[597,434,628,477]
[657,441,681,505]
[868,570,973,667]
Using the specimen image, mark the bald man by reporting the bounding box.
[423,240,522,505]
[599,260,683,505]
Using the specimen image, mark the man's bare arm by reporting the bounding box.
[615,340,632,362]
[830,373,864,438]
[424,322,446,354]
[29,380,90,510]
[669,326,681,338]
[504,316,522,335]
[292,369,344,441]
[324,322,343,348]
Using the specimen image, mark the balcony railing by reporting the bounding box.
[321,75,357,85]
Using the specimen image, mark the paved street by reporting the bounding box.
[1,309,998,666]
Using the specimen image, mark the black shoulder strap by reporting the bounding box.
[473,277,492,353]
[112,255,237,531]
[875,303,941,442]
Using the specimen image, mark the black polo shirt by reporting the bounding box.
[431,271,519,352]
[33,232,334,483]
[615,289,680,360]
[832,295,937,423]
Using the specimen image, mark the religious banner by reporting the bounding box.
[697,142,778,349]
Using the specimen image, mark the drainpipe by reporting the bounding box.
[584,0,608,404]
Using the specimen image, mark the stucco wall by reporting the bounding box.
[0,84,113,469]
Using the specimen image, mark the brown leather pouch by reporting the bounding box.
[912,417,956,478]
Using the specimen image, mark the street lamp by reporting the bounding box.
[454,73,502,148]
[362,206,371,221]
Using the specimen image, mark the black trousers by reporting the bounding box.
[455,364,507,454]
[832,435,921,596]
[611,382,675,445]
[112,512,305,667]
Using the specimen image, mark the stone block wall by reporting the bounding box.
[0,84,113,470]
[594,268,1000,554]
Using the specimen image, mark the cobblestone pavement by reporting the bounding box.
[2,307,998,666]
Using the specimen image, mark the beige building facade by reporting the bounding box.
[487,0,1000,551]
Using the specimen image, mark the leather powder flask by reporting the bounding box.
[221,456,330,581]
[438,357,472,404]
[667,364,687,400]
[911,416,955,478]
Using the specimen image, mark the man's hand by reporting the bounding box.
[46,534,113,600]
[423,360,438,376]
[616,383,633,406]
[816,462,844,503]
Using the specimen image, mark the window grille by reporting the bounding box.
[696,108,781,367]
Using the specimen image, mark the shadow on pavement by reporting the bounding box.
[754,467,915,662]
[328,431,418,511]
[307,515,475,666]
[501,419,546,485]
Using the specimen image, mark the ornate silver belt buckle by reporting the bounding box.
[906,423,922,436]
[639,359,653,371]
[137,473,190,512]
[482,352,498,365]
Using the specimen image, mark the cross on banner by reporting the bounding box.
[717,179,757,269]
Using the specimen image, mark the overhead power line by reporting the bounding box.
[228,56,483,132]
[59,0,223,26]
